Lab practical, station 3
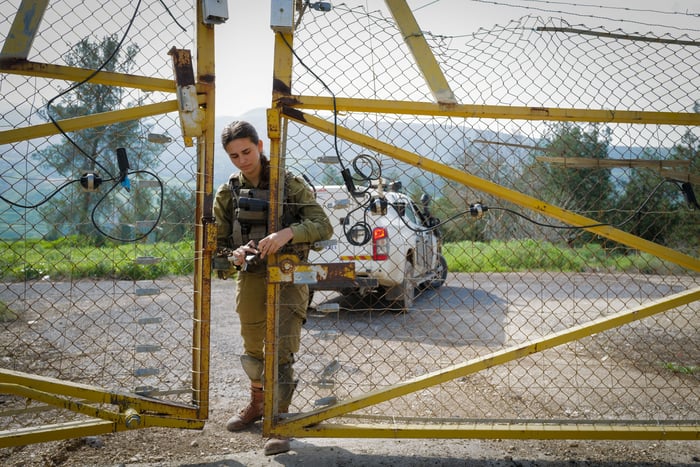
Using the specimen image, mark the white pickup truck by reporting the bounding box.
[307,182,447,310]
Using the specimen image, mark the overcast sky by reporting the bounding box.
[213,0,699,117]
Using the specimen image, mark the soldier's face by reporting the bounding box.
[225,137,264,179]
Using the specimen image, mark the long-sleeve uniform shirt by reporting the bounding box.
[213,170,332,368]
[213,171,332,252]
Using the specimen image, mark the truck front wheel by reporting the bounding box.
[429,254,448,289]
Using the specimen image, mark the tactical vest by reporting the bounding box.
[228,172,299,249]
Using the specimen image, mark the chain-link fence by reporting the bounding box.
[1,0,201,439]
[278,4,699,432]
[1,0,698,449]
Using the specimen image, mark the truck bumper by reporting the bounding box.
[309,276,379,291]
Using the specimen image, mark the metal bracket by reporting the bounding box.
[267,254,355,285]
[168,47,205,147]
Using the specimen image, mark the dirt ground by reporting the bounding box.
[1,275,699,466]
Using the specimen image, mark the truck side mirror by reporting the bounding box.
[420,193,432,216]
[420,193,430,207]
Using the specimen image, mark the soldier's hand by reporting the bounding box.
[229,241,259,267]
[257,228,294,258]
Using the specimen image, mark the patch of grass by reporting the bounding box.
[0,237,686,282]
[0,301,18,322]
[661,362,700,375]
[0,238,194,282]
[443,239,680,275]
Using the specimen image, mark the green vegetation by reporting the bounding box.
[660,362,700,375]
[0,237,193,281]
[433,125,698,251]
[443,239,671,274]
[0,236,680,283]
[0,301,18,322]
[1,34,196,245]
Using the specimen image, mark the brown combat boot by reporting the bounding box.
[264,407,290,456]
[264,436,290,456]
[264,397,293,455]
[226,384,263,432]
[263,365,296,455]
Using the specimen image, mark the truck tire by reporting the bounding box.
[384,259,415,312]
[399,259,415,311]
[429,254,448,289]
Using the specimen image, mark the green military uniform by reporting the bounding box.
[214,169,332,408]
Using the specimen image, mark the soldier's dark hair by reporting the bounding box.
[221,120,259,148]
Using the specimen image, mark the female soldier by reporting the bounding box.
[213,121,332,455]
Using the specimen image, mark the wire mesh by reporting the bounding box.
[1,0,198,433]
[0,0,698,447]
[283,4,699,427]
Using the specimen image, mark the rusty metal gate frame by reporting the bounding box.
[1,0,698,450]
[263,0,700,442]
[0,0,216,447]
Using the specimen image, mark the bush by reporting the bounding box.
[0,239,194,281]
[442,239,680,274]
[0,301,18,322]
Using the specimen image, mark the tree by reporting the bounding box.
[35,35,163,243]
[430,182,486,243]
[608,130,698,252]
[612,149,680,247]
[320,167,343,185]
[158,184,196,242]
[521,123,615,245]
[667,131,700,253]
[532,124,613,212]
[429,146,493,243]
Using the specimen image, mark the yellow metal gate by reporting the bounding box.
[263,1,700,442]
[0,0,698,455]
[0,0,217,446]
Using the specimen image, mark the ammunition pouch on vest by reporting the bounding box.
[229,173,304,258]
[233,187,270,247]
